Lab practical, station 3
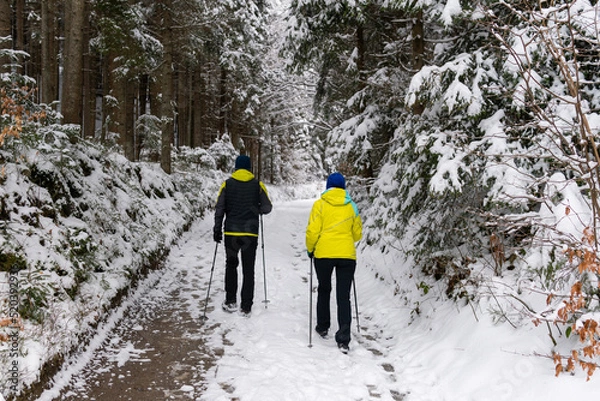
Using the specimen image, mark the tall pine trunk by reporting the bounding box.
[104,48,135,161]
[0,0,11,74]
[218,67,228,138]
[411,11,425,115]
[62,0,85,125]
[14,0,24,70]
[107,54,126,155]
[176,64,186,147]
[41,0,58,105]
[124,79,136,160]
[158,3,174,174]
[82,0,95,138]
[192,68,204,147]
[160,59,173,174]
[137,73,149,160]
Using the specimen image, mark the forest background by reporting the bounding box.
[2,0,600,398]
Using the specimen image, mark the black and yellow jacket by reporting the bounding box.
[213,169,272,237]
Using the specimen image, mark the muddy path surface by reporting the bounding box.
[58,286,218,401]
[36,220,226,401]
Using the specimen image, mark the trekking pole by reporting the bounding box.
[201,242,219,321]
[308,257,313,348]
[260,214,270,309]
[352,279,360,333]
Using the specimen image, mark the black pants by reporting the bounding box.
[224,235,258,311]
[314,258,356,346]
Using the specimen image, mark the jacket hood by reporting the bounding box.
[321,187,351,206]
[321,188,360,216]
[232,169,255,182]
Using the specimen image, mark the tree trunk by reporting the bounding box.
[41,0,58,104]
[85,52,101,139]
[0,0,11,73]
[15,0,24,70]
[101,56,109,142]
[62,0,86,125]
[149,75,159,116]
[137,73,149,160]
[356,25,365,83]
[159,4,174,174]
[160,58,173,173]
[26,1,41,84]
[106,54,124,141]
[107,54,128,153]
[124,79,136,160]
[186,70,193,147]
[192,68,204,147]
[411,10,425,115]
[176,63,189,147]
[218,67,228,137]
[82,0,94,138]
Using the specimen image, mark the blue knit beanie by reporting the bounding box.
[235,155,251,171]
[326,172,346,189]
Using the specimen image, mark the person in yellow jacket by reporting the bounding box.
[305,172,362,353]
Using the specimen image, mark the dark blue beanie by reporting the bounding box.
[326,172,346,189]
[235,155,251,171]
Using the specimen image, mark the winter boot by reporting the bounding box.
[222,301,237,313]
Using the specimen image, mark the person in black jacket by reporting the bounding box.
[213,154,273,316]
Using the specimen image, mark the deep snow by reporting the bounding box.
[25,184,600,401]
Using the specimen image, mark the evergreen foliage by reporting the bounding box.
[285,0,600,376]
[0,68,227,393]
[3,0,600,388]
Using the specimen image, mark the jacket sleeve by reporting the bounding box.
[352,213,363,243]
[259,182,273,215]
[348,199,362,243]
[214,182,226,233]
[305,201,322,253]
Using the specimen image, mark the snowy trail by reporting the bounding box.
[36,209,223,400]
[41,196,600,401]
[199,199,428,401]
[35,197,440,401]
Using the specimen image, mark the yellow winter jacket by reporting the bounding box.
[306,188,363,260]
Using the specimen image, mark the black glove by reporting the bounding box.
[307,251,314,259]
[214,231,223,243]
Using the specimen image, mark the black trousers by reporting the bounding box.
[314,258,356,346]
[224,235,258,311]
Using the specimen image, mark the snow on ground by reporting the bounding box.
[36,192,600,401]
[199,196,600,400]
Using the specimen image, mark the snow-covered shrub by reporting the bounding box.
[0,74,215,396]
[488,1,600,379]
[207,134,238,172]
[136,113,161,162]
[359,49,504,301]
[174,146,217,171]
[360,0,600,378]
[1,76,58,151]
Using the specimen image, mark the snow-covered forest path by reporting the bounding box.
[36,198,440,401]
